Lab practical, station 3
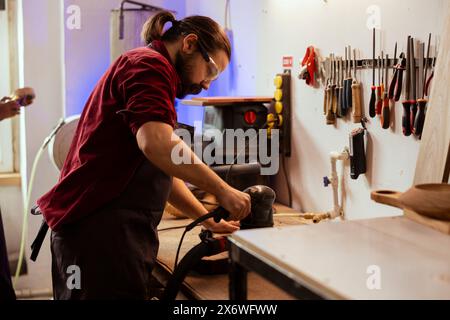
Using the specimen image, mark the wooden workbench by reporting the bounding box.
[154,203,310,300]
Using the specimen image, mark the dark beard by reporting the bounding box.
[175,51,203,99]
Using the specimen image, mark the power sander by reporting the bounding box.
[162,185,275,300]
[240,185,275,229]
[180,185,275,235]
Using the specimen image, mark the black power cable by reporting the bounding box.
[157,225,188,232]
[173,207,229,268]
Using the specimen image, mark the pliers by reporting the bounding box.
[388,52,406,102]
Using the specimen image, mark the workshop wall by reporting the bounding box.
[185,0,446,220]
[3,0,447,294]
[63,0,185,117]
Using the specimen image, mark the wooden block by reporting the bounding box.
[192,96,273,103]
[0,173,21,186]
[404,209,450,235]
[182,96,273,106]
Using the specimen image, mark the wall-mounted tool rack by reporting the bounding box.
[321,57,436,74]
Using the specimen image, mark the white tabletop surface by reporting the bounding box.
[229,216,450,299]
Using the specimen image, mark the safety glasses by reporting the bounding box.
[197,41,220,82]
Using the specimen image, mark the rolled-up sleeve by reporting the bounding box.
[117,56,178,135]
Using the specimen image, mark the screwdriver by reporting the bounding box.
[381,53,390,129]
[341,48,348,114]
[342,49,348,116]
[323,55,331,115]
[409,37,417,134]
[332,57,338,116]
[323,73,329,115]
[369,28,376,118]
[376,54,383,116]
[402,36,412,136]
[340,56,346,117]
[351,49,362,123]
[336,58,343,118]
[326,54,336,125]
[414,33,432,138]
[343,45,353,115]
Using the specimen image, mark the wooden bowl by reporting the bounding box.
[371,183,450,221]
[400,184,450,220]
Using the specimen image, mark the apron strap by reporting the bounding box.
[30,206,49,262]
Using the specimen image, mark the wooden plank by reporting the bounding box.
[0,172,21,186]
[414,3,450,185]
[0,172,21,185]
[192,96,273,103]
[181,96,273,106]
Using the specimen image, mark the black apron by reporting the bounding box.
[50,159,172,300]
[0,209,16,300]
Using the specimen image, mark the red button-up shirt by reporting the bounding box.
[38,40,180,230]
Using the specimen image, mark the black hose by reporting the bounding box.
[174,229,188,269]
[163,235,227,301]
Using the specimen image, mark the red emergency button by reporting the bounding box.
[244,110,257,125]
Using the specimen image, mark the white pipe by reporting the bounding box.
[326,148,349,220]
[339,153,346,219]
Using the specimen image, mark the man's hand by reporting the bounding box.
[216,186,251,221]
[11,87,35,106]
[0,100,20,121]
[202,219,240,234]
